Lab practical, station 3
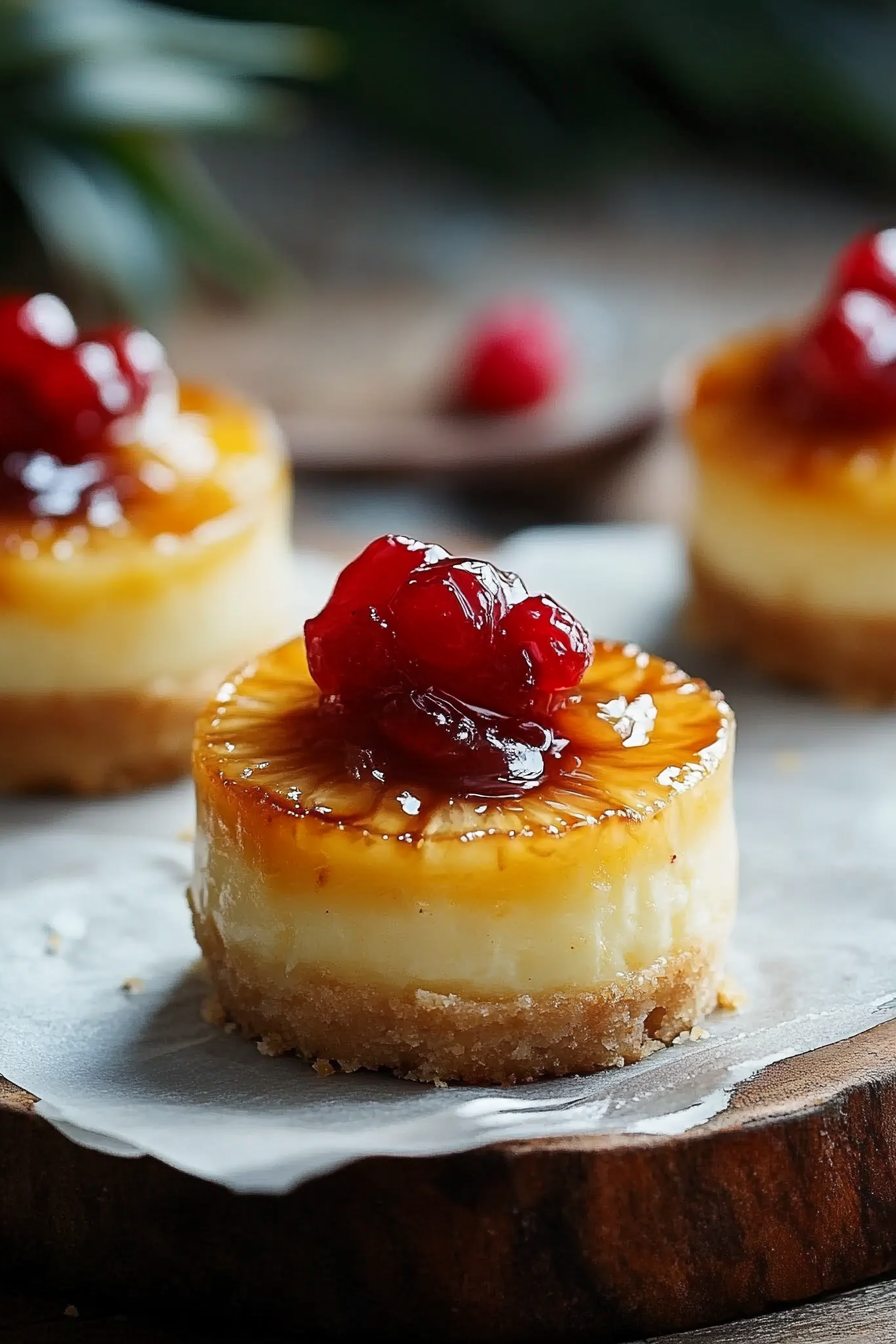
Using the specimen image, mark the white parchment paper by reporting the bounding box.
[1,526,896,1193]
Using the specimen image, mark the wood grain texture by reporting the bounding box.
[3,1020,896,1342]
[3,1279,896,1344]
[649,1279,896,1342]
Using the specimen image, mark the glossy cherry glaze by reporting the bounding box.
[0,293,167,524]
[304,535,592,797]
[782,230,896,424]
[834,229,896,302]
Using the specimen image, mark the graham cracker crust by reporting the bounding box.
[689,554,896,706]
[192,904,722,1084]
[0,675,218,794]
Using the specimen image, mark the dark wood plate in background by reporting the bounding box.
[168,284,660,473]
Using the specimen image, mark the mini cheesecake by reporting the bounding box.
[0,293,292,793]
[686,229,896,703]
[190,536,737,1085]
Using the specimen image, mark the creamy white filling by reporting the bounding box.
[692,461,896,618]
[193,774,737,998]
[0,507,294,693]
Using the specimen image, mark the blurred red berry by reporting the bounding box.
[0,294,167,460]
[834,229,896,304]
[790,289,896,420]
[0,293,76,375]
[454,300,567,414]
[102,325,167,408]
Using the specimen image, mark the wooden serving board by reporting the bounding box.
[3,1018,896,1343]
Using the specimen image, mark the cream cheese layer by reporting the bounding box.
[192,741,736,1000]
[0,493,292,693]
[692,457,896,619]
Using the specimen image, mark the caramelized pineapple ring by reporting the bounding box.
[195,638,729,841]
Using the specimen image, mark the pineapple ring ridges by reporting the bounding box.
[194,637,731,843]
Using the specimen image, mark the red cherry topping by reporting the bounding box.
[0,293,76,373]
[788,289,896,422]
[305,535,447,696]
[0,293,168,469]
[454,300,567,414]
[782,230,896,423]
[834,229,896,305]
[328,533,447,612]
[391,558,514,680]
[103,325,168,409]
[499,594,593,696]
[304,535,591,796]
[378,690,553,797]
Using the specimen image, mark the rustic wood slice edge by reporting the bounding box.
[3,1019,896,1344]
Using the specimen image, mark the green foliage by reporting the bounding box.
[0,0,333,319]
[173,0,896,191]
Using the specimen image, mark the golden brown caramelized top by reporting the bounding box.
[0,382,284,563]
[193,636,731,842]
[686,330,896,516]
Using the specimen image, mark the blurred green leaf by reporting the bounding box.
[103,133,282,297]
[3,132,176,317]
[0,0,331,316]
[21,59,294,130]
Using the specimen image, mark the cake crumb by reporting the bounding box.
[45,932,62,956]
[120,977,144,995]
[717,977,746,1011]
[689,1025,710,1041]
[63,1305,79,1318]
[774,750,802,775]
[432,1077,448,1088]
[312,1058,335,1076]
[176,826,195,842]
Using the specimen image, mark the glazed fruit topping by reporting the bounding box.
[785,230,896,421]
[834,229,896,303]
[0,293,167,465]
[453,300,567,414]
[305,534,592,796]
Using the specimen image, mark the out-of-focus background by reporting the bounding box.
[4,0,893,555]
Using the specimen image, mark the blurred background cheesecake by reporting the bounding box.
[0,295,293,793]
